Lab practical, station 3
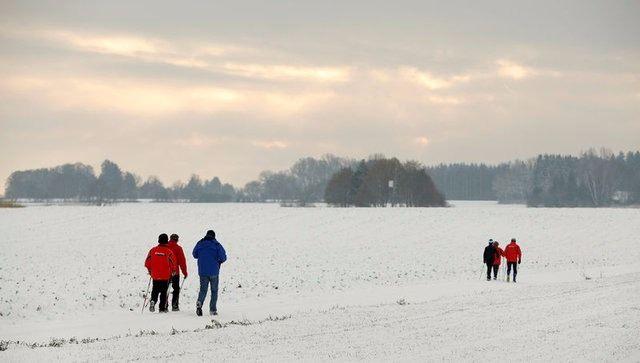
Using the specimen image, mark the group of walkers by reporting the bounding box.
[144,230,227,316]
[145,231,523,317]
[483,238,522,282]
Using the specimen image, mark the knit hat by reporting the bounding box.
[158,233,169,245]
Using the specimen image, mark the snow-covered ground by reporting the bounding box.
[1,202,639,361]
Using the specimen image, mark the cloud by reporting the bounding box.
[51,31,164,57]
[4,26,351,84]
[398,67,472,90]
[173,134,221,149]
[427,96,464,105]
[251,140,288,149]
[2,75,238,116]
[415,136,430,146]
[0,74,334,118]
[222,63,351,82]
[399,67,453,90]
[496,59,536,80]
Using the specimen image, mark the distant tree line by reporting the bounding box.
[5,149,639,207]
[4,160,237,203]
[426,163,506,200]
[429,149,640,206]
[239,154,355,204]
[325,156,446,207]
[3,155,354,204]
[526,149,640,207]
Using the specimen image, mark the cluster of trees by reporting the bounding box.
[325,156,446,207]
[491,160,534,204]
[426,163,505,200]
[526,149,640,207]
[407,149,640,207]
[240,154,355,204]
[4,160,237,202]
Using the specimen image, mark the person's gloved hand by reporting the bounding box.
[518,259,521,264]
[183,274,188,279]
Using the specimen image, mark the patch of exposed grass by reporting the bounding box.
[0,200,24,208]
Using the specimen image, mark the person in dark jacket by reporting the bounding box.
[483,239,496,281]
[193,229,227,316]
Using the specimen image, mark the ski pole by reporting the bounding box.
[141,276,152,314]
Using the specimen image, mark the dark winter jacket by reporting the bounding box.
[193,236,227,276]
[483,243,496,264]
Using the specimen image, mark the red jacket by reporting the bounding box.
[167,241,187,277]
[504,242,522,263]
[493,247,504,265]
[145,245,177,280]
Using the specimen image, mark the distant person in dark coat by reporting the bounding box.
[483,239,496,281]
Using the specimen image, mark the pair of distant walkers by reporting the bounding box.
[483,238,522,282]
[144,230,227,316]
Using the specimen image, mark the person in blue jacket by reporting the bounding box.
[193,229,227,316]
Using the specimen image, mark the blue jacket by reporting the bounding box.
[192,237,227,276]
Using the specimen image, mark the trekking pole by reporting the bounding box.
[141,276,151,314]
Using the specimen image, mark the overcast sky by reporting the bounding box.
[1,0,639,186]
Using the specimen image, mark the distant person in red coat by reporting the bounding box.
[504,238,522,282]
[167,233,188,311]
[144,234,177,312]
[492,241,504,280]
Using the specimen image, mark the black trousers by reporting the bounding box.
[486,263,493,279]
[492,265,499,278]
[151,280,169,311]
[507,262,518,280]
[170,275,180,308]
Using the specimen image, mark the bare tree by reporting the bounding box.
[578,148,617,206]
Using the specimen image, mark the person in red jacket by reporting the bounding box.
[167,233,188,311]
[144,233,177,313]
[504,238,522,282]
[492,241,504,280]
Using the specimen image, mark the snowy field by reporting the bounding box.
[1,201,639,361]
